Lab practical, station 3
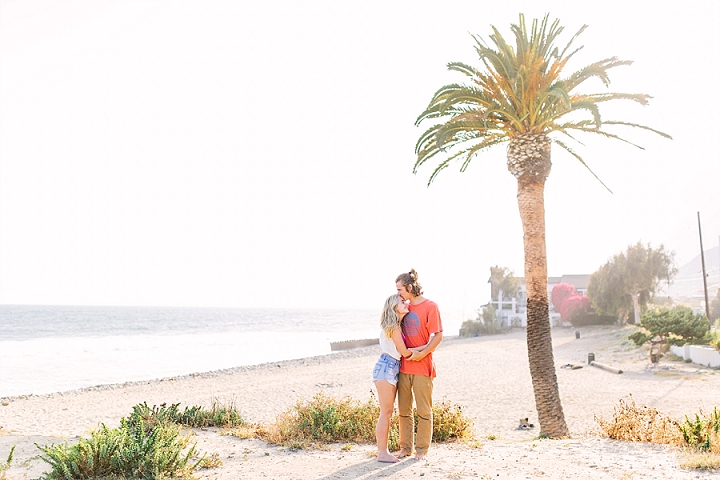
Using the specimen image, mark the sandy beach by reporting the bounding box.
[2,325,719,479]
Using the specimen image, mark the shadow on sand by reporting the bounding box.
[316,457,416,479]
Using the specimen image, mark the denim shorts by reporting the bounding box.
[372,353,401,385]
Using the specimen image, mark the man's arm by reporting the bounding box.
[408,331,443,361]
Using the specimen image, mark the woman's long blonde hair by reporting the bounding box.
[380,294,403,338]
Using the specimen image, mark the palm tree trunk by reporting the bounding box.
[516,179,569,438]
[509,133,568,438]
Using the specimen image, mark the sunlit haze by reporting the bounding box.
[1,0,718,312]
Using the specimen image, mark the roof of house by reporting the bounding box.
[511,274,592,289]
[559,274,591,289]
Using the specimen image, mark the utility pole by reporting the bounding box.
[698,212,710,319]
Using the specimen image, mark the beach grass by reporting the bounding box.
[34,401,246,480]
[0,446,14,480]
[130,400,246,429]
[257,391,474,450]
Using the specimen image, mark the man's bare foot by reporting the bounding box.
[414,452,427,461]
[395,449,412,459]
[377,452,400,463]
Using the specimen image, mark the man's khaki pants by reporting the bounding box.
[397,373,433,455]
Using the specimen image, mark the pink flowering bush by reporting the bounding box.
[551,283,576,314]
[561,294,591,321]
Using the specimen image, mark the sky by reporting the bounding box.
[1,0,718,315]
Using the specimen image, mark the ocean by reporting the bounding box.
[0,304,466,397]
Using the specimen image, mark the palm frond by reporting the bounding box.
[420,135,508,185]
[459,136,507,172]
[570,100,602,128]
[435,119,507,148]
[415,124,444,155]
[421,148,470,185]
[553,138,613,193]
[552,127,586,147]
[555,122,647,149]
[415,13,670,186]
[558,24,587,59]
[565,57,633,89]
[447,62,478,78]
[602,121,672,139]
[575,92,651,106]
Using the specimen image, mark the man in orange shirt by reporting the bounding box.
[395,269,443,460]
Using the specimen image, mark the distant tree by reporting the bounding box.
[489,266,521,301]
[588,243,676,324]
[629,305,711,361]
[551,283,576,313]
[710,289,720,323]
[588,259,632,323]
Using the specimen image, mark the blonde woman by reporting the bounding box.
[373,294,425,463]
[395,268,443,460]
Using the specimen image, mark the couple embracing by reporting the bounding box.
[373,269,443,462]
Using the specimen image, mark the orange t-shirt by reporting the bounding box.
[399,299,442,378]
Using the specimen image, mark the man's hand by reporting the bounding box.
[408,351,425,361]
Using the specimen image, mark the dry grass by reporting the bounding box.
[680,450,720,470]
[597,398,720,471]
[221,424,266,440]
[595,396,684,445]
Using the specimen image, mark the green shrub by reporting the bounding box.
[264,392,473,449]
[458,319,484,336]
[569,311,616,327]
[628,305,711,361]
[681,407,720,453]
[35,402,232,479]
[629,305,710,347]
[459,306,506,336]
[266,392,378,448]
[708,324,720,351]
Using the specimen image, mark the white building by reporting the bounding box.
[490,274,591,327]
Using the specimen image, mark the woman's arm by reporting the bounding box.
[391,328,413,357]
[408,341,430,353]
[407,332,443,361]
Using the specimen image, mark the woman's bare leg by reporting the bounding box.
[374,380,399,463]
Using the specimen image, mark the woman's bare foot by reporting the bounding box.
[377,452,400,463]
[395,449,412,459]
[414,452,426,461]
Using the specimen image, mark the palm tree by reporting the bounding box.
[414,14,670,438]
